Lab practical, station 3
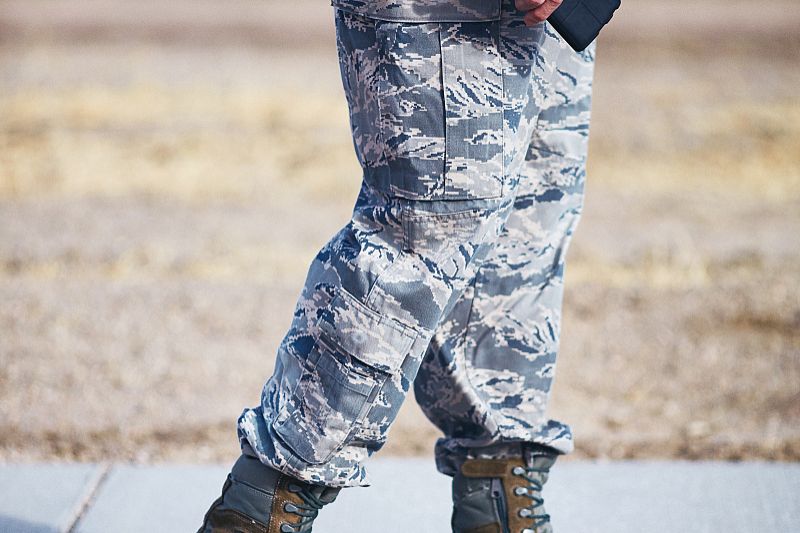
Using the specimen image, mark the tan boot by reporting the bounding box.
[451,452,556,533]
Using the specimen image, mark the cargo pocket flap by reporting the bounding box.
[316,288,415,374]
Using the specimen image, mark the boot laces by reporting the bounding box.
[279,482,326,533]
[511,465,550,533]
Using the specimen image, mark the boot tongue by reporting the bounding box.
[309,485,341,505]
[523,444,558,471]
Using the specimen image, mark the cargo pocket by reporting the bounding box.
[272,288,416,465]
[373,19,504,201]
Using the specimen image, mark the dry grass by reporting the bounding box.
[0,1,798,465]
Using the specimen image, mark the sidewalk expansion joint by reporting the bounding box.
[65,462,112,533]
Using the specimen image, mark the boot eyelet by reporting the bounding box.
[519,508,532,517]
[280,524,295,533]
[284,502,299,513]
[514,486,527,496]
[512,466,526,475]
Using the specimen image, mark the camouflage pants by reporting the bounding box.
[237,1,596,488]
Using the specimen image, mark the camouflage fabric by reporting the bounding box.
[330,0,502,23]
[237,0,596,488]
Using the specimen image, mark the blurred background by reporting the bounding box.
[0,0,798,465]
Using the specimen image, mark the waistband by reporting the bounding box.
[330,0,502,22]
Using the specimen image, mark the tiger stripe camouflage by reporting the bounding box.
[237,0,596,487]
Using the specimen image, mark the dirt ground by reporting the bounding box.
[1,0,798,465]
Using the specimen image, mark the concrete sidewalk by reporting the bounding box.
[0,459,798,532]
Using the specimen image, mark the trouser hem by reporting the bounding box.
[434,428,573,477]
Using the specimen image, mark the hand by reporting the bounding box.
[515,0,564,26]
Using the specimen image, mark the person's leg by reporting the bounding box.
[412,19,596,530]
[235,7,556,490]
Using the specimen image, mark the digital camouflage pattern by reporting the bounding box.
[237,0,596,488]
[331,0,502,23]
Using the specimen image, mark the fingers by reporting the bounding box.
[522,0,563,25]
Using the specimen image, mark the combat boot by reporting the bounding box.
[451,450,556,533]
[197,452,340,533]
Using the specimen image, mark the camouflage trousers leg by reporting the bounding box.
[237,4,595,488]
[415,33,596,476]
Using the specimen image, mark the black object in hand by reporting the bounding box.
[547,0,621,52]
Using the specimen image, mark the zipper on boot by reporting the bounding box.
[490,477,510,533]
